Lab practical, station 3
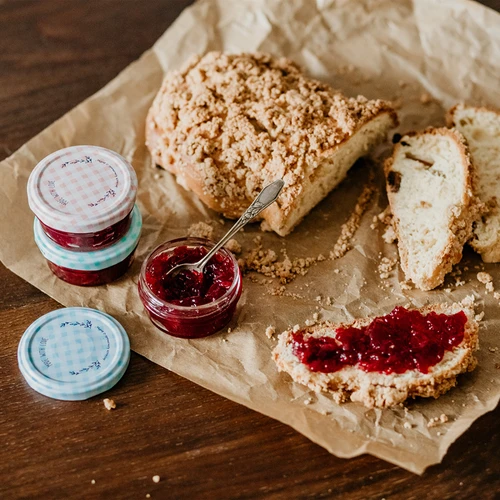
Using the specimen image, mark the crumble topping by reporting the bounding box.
[149,52,394,210]
[224,238,242,254]
[187,221,214,240]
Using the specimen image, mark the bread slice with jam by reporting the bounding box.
[272,299,479,409]
[384,127,481,290]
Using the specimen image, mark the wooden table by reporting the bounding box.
[1,1,499,498]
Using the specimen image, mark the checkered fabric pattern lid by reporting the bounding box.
[34,204,142,271]
[27,146,138,233]
[18,307,130,401]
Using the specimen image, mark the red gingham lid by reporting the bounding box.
[27,146,138,234]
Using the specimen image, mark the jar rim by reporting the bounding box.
[139,237,241,313]
[34,205,142,270]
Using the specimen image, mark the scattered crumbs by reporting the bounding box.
[219,218,225,225]
[187,221,214,239]
[152,475,160,483]
[489,347,499,353]
[455,278,465,287]
[403,422,412,430]
[317,254,326,262]
[103,398,116,411]
[333,269,340,274]
[312,312,319,322]
[146,495,151,499]
[477,272,494,293]
[292,324,300,333]
[378,257,396,280]
[329,180,376,260]
[382,224,397,244]
[400,281,412,291]
[227,328,232,333]
[459,482,464,487]
[315,295,322,302]
[427,414,448,428]
[320,409,331,416]
[437,431,442,436]
[420,92,433,104]
[475,312,485,322]
[265,326,276,339]
[444,288,451,293]
[325,296,333,306]
[224,238,242,254]
[304,397,313,405]
[153,173,161,180]
[91,479,96,485]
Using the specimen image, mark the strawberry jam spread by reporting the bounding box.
[138,238,242,339]
[292,307,467,374]
[145,246,235,306]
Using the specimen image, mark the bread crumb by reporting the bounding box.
[153,173,160,180]
[187,221,214,240]
[224,238,242,254]
[440,413,449,423]
[152,475,160,483]
[146,495,151,499]
[329,181,375,260]
[420,92,432,104]
[315,295,322,302]
[400,281,412,291]
[475,312,485,322]
[265,326,275,339]
[103,398,116,411]
[489,346,498,353]
[382,224,397,244]
[378,257,396,279]
[325,296,333,306]
[292,324,300,333]
[304,397,313,405]
[477,272,494,292]
[403,422,412,430]
[427,414,448,428]
[91,479,96,485]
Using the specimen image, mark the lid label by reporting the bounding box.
[38,337,52,368]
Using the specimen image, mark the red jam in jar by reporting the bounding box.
[34,205,142,286]
[27,146,138,251]
[292,307,467,375]
[138,237,242,339]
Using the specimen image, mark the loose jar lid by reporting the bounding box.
[34,204,142,271]
[18,307,130,401]
[27,146,138,234]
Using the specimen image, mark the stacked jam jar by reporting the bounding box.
[28,146,142,286]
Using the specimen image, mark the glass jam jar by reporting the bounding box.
[27,146,138,251]
[34,205,142,286]
[138,237,242,339]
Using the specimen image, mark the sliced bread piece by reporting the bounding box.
[146,51,398,236]
[447,104,500,262]
[384,128,481,290]
[272,299,479,409]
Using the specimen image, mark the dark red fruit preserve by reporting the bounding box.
[40,210,132,251]
[292,307,467,375]
[138,237,242,339]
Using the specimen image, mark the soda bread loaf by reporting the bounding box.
[384,128,481,290]
[272,300,479,409]
[447,104,500,262]
[146,52,398,236]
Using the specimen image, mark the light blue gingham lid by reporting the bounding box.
[18,307,130,401]
[33,204,142,271]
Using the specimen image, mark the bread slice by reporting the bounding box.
[146,52,398,236]
[447,104,500,262]
[384,128,481,290]
[272,299,479,409]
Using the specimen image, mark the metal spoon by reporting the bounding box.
[166,179,284,279]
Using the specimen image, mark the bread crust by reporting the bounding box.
[384,127,482,290]
[146,52,397,235]
[446,103,500,262]
[272,300,479,409]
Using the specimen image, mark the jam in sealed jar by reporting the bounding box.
[28,146,138,251]
[34,205,142,286]
[138,237,242,338]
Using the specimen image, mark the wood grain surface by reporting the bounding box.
[1,1,499,498]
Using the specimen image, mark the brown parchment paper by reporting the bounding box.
[1,0,500,474]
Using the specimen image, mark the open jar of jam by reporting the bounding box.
[27,146,138,251]
[34,205,142,286]
[138,237,242,339]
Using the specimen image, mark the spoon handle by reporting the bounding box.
[195,179,285,271]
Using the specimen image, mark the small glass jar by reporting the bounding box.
[34,205,142,286]
[28,146,138,251]
[138,237,242,339]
